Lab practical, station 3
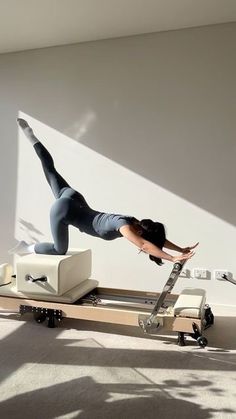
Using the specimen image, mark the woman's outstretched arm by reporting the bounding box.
[164,239,199,253]
[119,225,195,263]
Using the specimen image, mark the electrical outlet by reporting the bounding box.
[214,270,231,281]
[192,268,209,280]
[179,268,190,278]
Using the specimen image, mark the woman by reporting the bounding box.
[10,118,197,265]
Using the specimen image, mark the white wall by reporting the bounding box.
[0,23,235,305]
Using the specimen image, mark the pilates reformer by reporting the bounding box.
[0,249,214,347]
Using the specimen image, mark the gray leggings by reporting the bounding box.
[32,142,131,254]
[34,142,76,255]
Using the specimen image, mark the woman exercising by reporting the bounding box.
[10,118,198,265]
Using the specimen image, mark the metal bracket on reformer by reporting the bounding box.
[138,261,186,334]
[19,305,63,327]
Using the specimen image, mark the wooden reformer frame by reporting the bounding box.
[0,261,214,347]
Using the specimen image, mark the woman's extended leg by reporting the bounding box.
[17,118,70,198]
[33,142,70,198]
[9,119,72,255]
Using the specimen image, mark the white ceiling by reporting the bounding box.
[0,0,236,54]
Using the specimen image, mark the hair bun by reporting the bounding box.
[149,255,164,266]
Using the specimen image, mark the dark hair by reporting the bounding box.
[140,219,166,266]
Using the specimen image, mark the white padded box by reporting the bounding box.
[16,249,92,296]
[173,288,206,319]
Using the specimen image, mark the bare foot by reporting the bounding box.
[8,240,31,255]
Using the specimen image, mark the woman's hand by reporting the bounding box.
[181,242,199,254]
[172,250,195,263]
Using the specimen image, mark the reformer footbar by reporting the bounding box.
[138,260,186,333]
